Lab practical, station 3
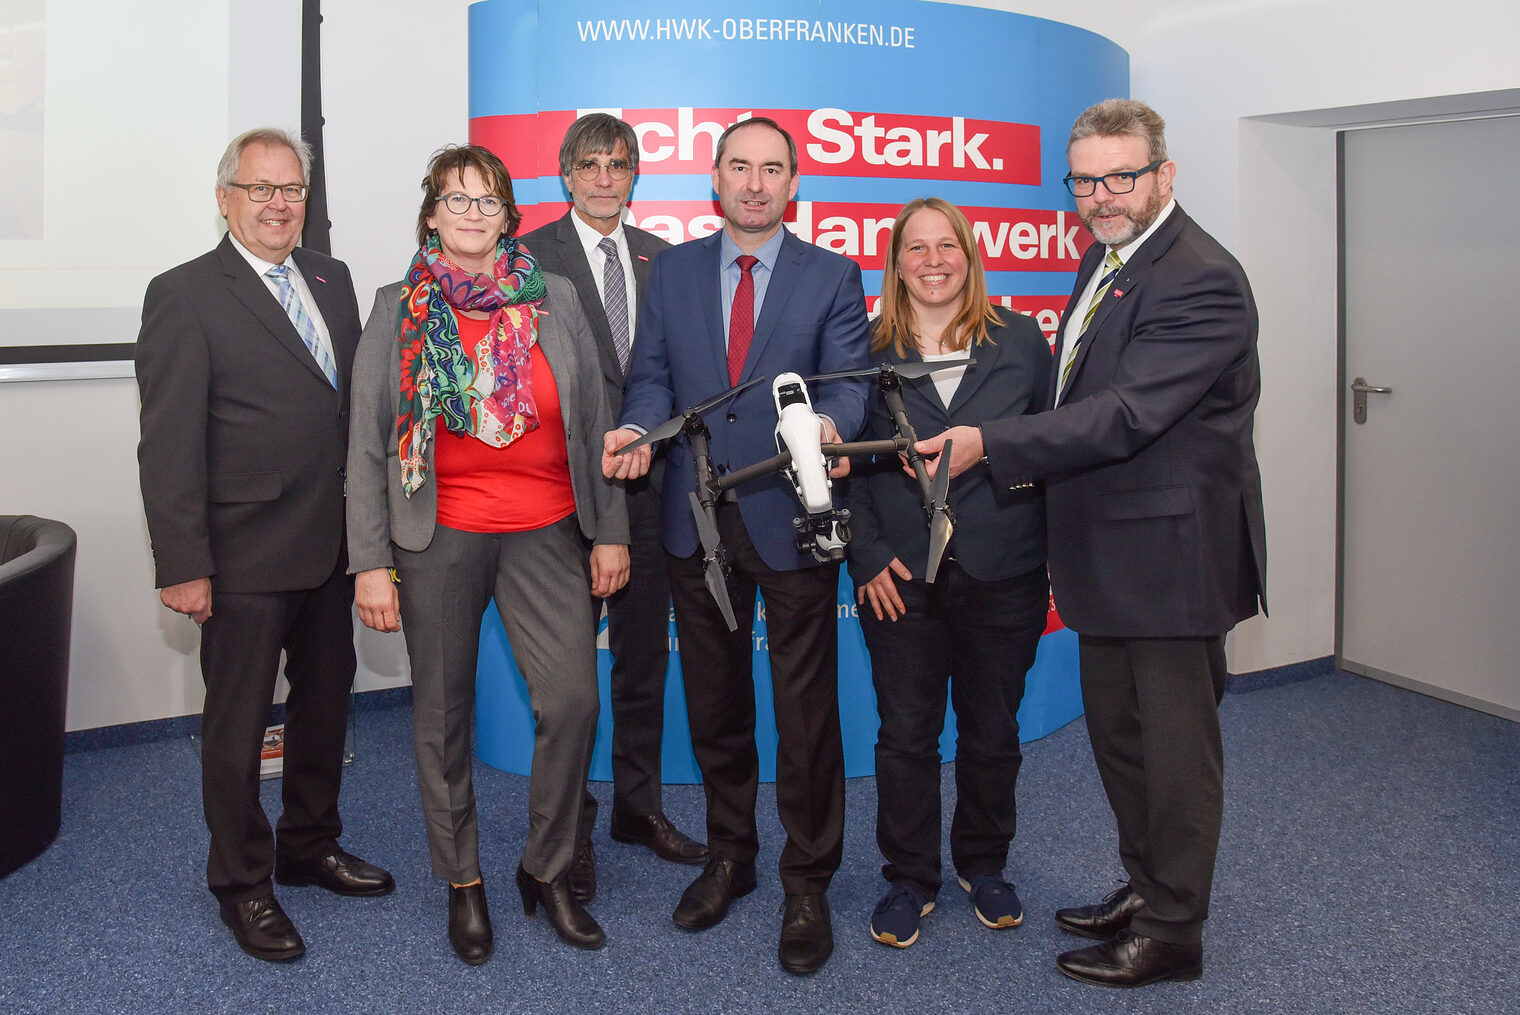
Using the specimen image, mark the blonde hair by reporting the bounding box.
[872,197,999,356]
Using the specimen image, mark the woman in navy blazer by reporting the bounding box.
[844,198,1050,950]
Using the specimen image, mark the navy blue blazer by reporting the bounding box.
[619,227,871,571]
[981,204,1266,638]
[843,307,1049,588]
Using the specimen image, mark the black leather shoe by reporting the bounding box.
[1055,883,1144,939]
[448,882,493,966]
[516,865,605,950]
[219,895,305,962]
[568,837,596,903]
[610,810,709,864]
[1057,930,1203,988]
[672,856,757,930]
[276,848,395,897]
[778,892,833,975]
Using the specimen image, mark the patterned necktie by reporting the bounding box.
[728,254,759,387]
[266,265,338,388]
[598,237,631,373]
[1061,248,1123,391]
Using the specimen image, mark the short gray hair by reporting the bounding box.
[1067,99,1169,165]
[216,127,314,190]
[558,113,640,177]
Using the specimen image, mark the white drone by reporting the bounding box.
[619,363,966,631]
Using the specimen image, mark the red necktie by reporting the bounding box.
[728,254,759,386]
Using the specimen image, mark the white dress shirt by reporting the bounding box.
[227,232,338,369]
[569,211,638,347]
[1054,198,1176,406]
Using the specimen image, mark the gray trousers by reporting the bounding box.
[394,516,598,884]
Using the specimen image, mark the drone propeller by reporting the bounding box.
[617,375,770,455]
[689,492,739,632]
[923,438,955,584]
[803,359,976,385]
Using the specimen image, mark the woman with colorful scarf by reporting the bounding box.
[345,145,628,962]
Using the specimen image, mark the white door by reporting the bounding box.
[1339,115,1520,720]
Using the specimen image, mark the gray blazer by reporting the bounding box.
[345,272,628,574]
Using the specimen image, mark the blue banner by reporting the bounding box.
[467,0,1123,779]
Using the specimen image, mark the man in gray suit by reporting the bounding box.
[136,127,392,964]
[521,114,706,900]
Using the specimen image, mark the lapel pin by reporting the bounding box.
[1112,288,1125,298]
[637,255,650,262]
[314,275,327,284]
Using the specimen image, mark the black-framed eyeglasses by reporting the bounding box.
[1062,159,1165,197]
[227,182,309,203]
[571,159,633,182]
[437,192,506,216]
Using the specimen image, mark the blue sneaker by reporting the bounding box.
[869,883,934,948]
[958,874,1023,929]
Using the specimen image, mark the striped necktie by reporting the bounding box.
[1061,249,1123,390]
[266,265,338,388]
[598,237,631,373]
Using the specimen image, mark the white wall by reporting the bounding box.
[1127,0,1520,671]
[322,1,473,308]
[9,0,1517,731]
[0,0,417,732]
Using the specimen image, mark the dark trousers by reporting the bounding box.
[666,501,845,894]
[582,475,671,830]
[860,561,1047,899]
[1078,634,1227,947]
[198,562,355,904]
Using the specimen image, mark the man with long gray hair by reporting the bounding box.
[521,114,705,902]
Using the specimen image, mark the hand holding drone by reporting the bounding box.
[608,361,971,631]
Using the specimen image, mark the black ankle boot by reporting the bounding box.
[515,865,605,950]
[448,881,493,965]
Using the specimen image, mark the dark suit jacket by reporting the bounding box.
[844,307,1049,587]
[619,227,871,571]
[519,213,670,416]
[981,204,1266,638]
[136,234,361,594]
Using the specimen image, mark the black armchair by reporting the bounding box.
[0,515,76,877]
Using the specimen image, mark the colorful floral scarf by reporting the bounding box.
[396,234,548,496]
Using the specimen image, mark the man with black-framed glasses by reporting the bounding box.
[136,126,391,964]
[521,114,705,904]
[917,99,1266,989]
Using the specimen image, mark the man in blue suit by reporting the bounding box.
[918,99,1266,989]
[602,118,870,975]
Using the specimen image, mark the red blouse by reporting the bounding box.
[432,315,576,533]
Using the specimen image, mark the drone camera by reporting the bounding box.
[794,508,851,563]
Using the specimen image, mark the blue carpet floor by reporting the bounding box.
[2,670,1515,1014]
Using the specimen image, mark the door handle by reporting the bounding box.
[1351,377,1392,425]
